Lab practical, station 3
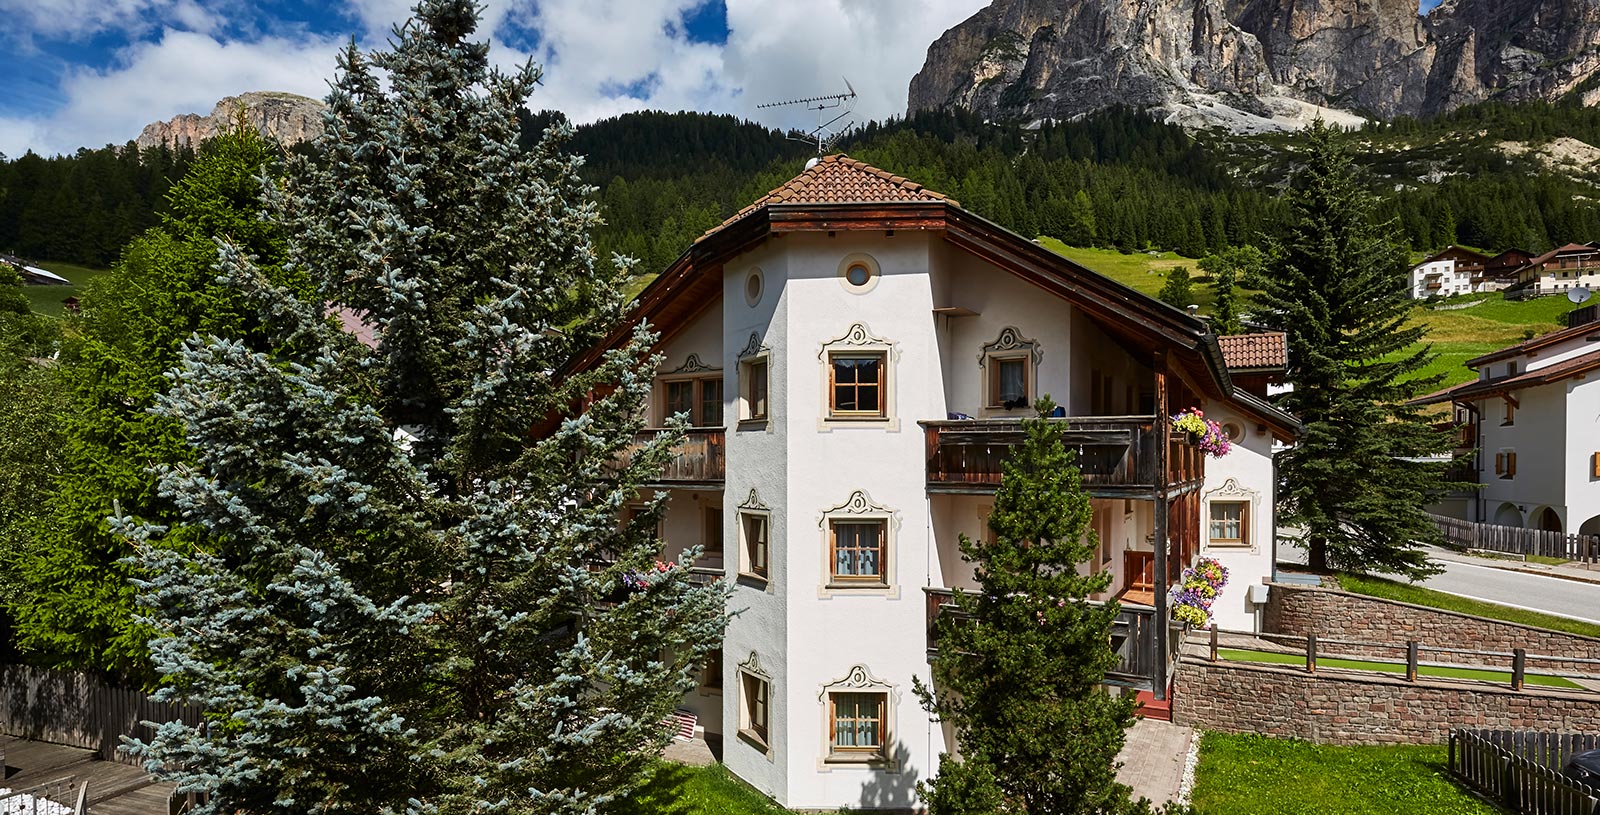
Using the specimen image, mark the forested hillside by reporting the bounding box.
[5,103,1600,277]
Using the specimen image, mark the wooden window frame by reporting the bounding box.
[1592,452,1600,479]
[740,671,770,749]
[828,691,887,757]
[702,505,724,561]
[828,351,887,419]
[660,374,725,428]
[745,358,769,422]
[986,353,1032,409]
[829,519,888,585]
[1208,500,1248,547]
[739,510,770,581]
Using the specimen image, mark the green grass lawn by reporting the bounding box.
[19,261,111,316]
[613,763,790,815]
[1191,732,1500,815]
[1218,647,1582,689]
[1338,572,1600,640]
[1035,239,1217,311]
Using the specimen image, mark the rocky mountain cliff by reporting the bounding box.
[908,0,1600,130]
[136,92,324,149]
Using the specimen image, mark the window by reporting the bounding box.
[661,376,723,427]
[745,359,769,421]
[740,511,769,580]
[830,353,885,418]
[1496,450,1517,479]
[988,356,1029,408]
[845,263,872,287]
[831,520,886,583]
[701,648,723,692]
[741,671,770,747]
[1209,501,1247,546]
[1593,452,1600,479]
[1502,397,1516,426]
[745,269,764,307]
[837,253,881,293]
[830,692,886,755]
[703,506,724,561]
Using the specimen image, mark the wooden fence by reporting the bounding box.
[0,664,203,764]
[0,777,87,814]
[1430,513,1600,564]
[1451,729,1600,815]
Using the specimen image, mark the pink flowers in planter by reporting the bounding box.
[622,560,678,591]
[1171,407,1231,457]
[1169,557,1230,628]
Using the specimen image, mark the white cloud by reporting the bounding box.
[0,0,229,40]
[0,0,988,157]
[0,30,341,157]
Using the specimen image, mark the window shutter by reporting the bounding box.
[1508,452,1517,477]
[1593,452,1600,479]
[1495,452,1505,475]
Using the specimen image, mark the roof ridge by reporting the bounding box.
[698,152,957,241]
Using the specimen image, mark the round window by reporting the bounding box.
[845,263,872,287]
[745,269,764,307]
[1222,422,1243,443]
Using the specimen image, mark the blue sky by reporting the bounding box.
[0,0,1452,157]
[0,0,989,157]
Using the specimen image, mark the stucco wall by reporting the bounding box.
[1564,378,1600,534]
[1198,402,1277,632]
[1173,656,1600,745]
[1263,583,1600,673]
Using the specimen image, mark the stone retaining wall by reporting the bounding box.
[1173,656,1600,745]
[1262,583,1600,673]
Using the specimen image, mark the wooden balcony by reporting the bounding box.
[924,587,1173,690]
[628,428,725,487]
[922,417,1204,496]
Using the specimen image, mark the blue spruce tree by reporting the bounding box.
[121,2,728,812]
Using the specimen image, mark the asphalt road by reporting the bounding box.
[1415,549,1600,625]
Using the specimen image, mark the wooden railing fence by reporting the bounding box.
[1430,513,1600,565]
[1451,729,1600,815]
[1206,627,1600,690]
[0,777,87,815]
[0,664,204,765]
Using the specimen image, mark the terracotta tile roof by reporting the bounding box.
[1529,242,1598,266]
[700,153,957,240]
[1217,332,1288,370]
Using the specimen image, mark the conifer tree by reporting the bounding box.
[11,122,293,686]
[1198,246,1264,335]
[916,397,1143,815]
[1157,266,1195,310]
[121,2,726,812]
[1255,121,1456,577]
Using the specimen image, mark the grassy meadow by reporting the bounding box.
[20,261,110,316]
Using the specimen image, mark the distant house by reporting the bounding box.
[1217,332,1289,398]
[1408,246,1489,299]
[1,254,72,286]
[1519,243,1600,296]
[1415,310,1600,535]
[1482,248,1536,292]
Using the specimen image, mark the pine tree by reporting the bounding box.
[120,2,726,812]
[1157,266,1195,310]
[916,397,1143,815]
[1198,246,1264,335]
[11,122,293,686]
[1254,121,1457,578]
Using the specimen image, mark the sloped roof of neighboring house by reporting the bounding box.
[701,154,957,240]
[1218,332,1288,371]
[1529,243,1598,266]
[1464,319,1600,367]
[1413,345,1600,405]
[565,154,1299,440]
[1418,246,1490,267]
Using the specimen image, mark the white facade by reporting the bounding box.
[630,223,1293,809]
[1443,328,1600,536]
[1409,256,1475,299]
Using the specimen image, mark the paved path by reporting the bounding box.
[1114,718,1193,808]
[1414,546,1600,624]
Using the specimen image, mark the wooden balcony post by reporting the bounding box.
[1406,641,1419,682]
[1306,634,1317,674]
[1152,352,1170,701]
[1209,624,1219,662]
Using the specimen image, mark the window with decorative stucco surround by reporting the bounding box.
[979,326,1042,412]
[819,665,899,770]
[737,332,771,428]
[738,652,773,756]
[659,353,723,428]
[819,490,899,597]
[737,488,771,586]
[1203,478,1259,551]
[819,323,898,430]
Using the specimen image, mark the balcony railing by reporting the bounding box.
[924,587,1173,690]
[627,428,725,485]
[922,417,1203,494]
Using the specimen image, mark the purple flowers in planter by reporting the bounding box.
[622,560,678,591]
[1171,407,1232,458]
[1169,557,1230,628]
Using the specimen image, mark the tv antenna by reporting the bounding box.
[758,77,858,159]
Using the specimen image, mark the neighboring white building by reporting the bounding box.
[1408,246,1489,299]
[572,155,1299,811]
[1417,315,1600,536]
[1520,243,1600,296]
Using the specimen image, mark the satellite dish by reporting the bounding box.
[1570,287,1592,305]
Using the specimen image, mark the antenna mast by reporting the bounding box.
[758,77,858,158]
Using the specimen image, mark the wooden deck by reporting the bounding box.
[2,736,173,814]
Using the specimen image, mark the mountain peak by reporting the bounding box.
[135,91,325,150]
